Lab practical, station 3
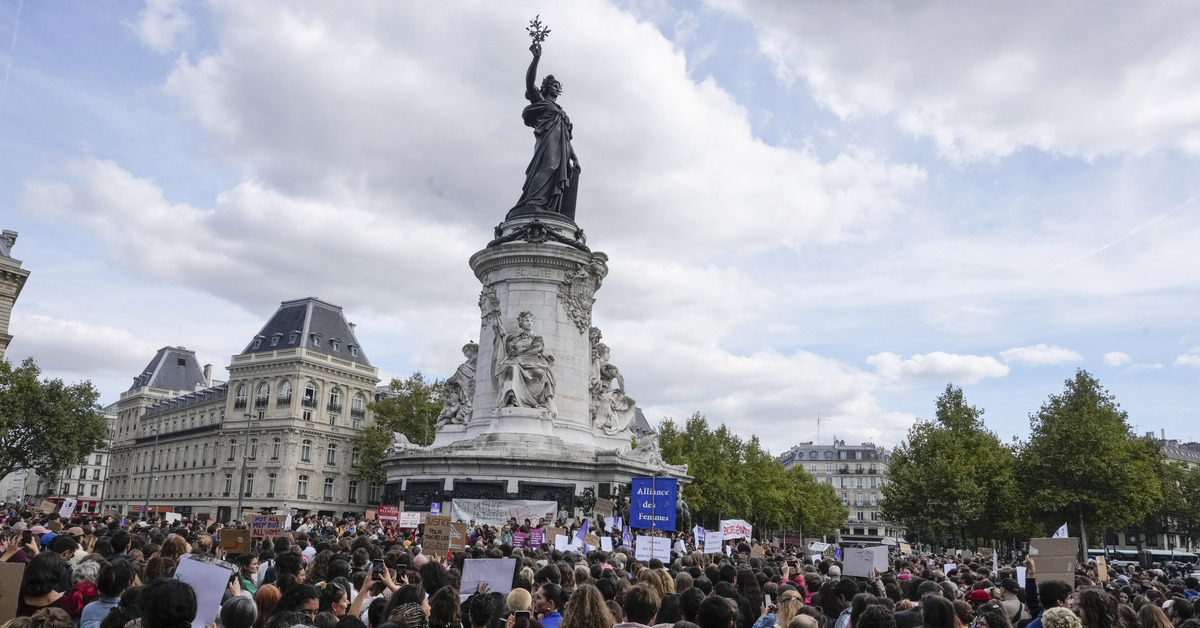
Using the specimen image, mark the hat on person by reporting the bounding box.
[1001,579,1022,594]
[968,589,993,602]
[898,573,911,581]
[67,527,84,537]
[30,525,48,534]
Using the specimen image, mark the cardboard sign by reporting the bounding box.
[219,529,253,554]
[377,505,399,522]
[35,500,56,514]
[528,528,545,547]
[1095,555,1109,582]
[103,509,122,519]
[248,515,284,538]
[423,515,452,555]
[450,522,468,551]
[899,542,912,555]
[593,498,615,517]
[1029,537,1079,588]
[544,526,566,542]
[584,533,600,547]
[0,563,24,625]
[364,509,376,521]
[398,512,422,528]
[843,546,889,578]
[750,544,765,558]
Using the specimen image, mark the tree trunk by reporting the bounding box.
[1078,510,1088,561]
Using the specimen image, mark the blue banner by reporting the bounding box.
[630,477,677,531]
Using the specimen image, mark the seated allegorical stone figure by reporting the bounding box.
[590,342,637,436]
[436,341,478,428]
[492,311,557,417]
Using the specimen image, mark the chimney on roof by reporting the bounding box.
[1162,428,1166,440]
[204,364,212,387]
[349,322,356,333]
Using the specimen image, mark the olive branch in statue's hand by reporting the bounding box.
[527,15,551,44]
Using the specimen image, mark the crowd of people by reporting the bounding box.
[3,508,1199,628]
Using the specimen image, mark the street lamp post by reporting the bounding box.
[235,412,254,517]
[141,420,161,518]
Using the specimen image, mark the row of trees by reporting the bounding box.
[882,370,1200,550]
[0,358,109,492]
[657,412,848,537]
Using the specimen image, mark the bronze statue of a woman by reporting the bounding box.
[510,33,581,221]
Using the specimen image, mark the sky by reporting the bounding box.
[4,0,1200,452]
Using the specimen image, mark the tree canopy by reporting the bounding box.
[354,372,443,484]
[0,357,108,483]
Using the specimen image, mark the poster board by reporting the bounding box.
[364,509,376,521]
[460,558,517,601]
[1029,537,1079,588]
[423,515,452,555]
[218,529,253,554]
[0,563,24,625]
[635,536,671,561]
[174,557,233,628]
[512,532,527,548]
[704,532,724,554]
[593,498,615,517]
[843,546,889,578]
[377,505,399,522]
[398,512,422,528]
[102,509,122,519]
[809,541,831,552]
[1095,555,1109,582]
[750,544,765,558]
[544,526,566,542]
[584,533,600,547]
[248,515,284,539]
[450,522,469,551]
[35,500,56,514]
[899,542,912,555]
[450,499,557,527]
[721,519,752,540]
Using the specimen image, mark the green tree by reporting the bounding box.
[786,466,849,537]
[0,358,108,484]
[882,384,1021,546]
[1016,370,1160,551]
[354,372,443,484]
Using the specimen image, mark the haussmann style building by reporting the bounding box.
[780,438,902,546]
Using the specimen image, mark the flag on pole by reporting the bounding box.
[1052,523,1069,538]
[575,518,589,544]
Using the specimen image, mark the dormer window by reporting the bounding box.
[289,332,298,344]
[252,339,262,350]
[350,345,358,358]
[330,339,341,352]
[310,333,322,348]
[270,334,281,347]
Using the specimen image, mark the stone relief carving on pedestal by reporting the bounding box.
[624,432,688,474]
[436,341,478,428]
[490,311,558,417]
[558,252,608,332]
[386,432,425,456]
[589,329,637,436]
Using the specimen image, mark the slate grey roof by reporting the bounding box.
[241,297,371,367]
[128,346,208,392]
[634,408,653,437]
[144,384,228,418]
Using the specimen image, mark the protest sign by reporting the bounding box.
[674,540,686,554]
[809,541,831,552]
[430,502,441,515]
[377,506,399,522]
[528,528,545,547]
[600,537,613,551]
[544,526,566,542]
[398,512,422,528]
[721,519,752,540]
[943,563,957,575]
[450,523,469,551]
[585,533,600,547]
[1096,556,1109,582]
[630,478,677,530]
[423,516,452,555]
[635,536,671,561]
[249,515,283,539]
[693,526,705,545]
[0,563,24,625]
[175,557,233,628]
[843,546,889,578]
[58,498,77,518]
[35,500,55,514]
[704,531,724,554]
[102,509,121,519]
[622,528,633,548]
[593,498,615,517]
[604,516,622,532]
[460,558,517,601]
[899,542,912,555]
[512,532,527,548]
[554,534,570,551]
[364,509,376,521]
[1016,566,1027,589]
[218,529,252,554]
[1029,537,1079,588]
[451,499,557,527]
[165,512,182,524]
[811,554,822,564]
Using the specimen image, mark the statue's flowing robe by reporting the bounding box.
[513,99,573,213]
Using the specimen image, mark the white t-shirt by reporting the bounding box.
[303,546,317,562]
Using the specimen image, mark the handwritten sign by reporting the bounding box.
[248,515,283,538]
[398,512,422,528]
[58,498,77,518]
[451,499,557,527]
[450,522,468,551]
[219,529,252,554]
[720,519,752,540]
[593,498,615,517]
[424,515,452,555]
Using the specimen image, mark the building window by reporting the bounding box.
[857,511,864,521]
[350,346,358,357]
[235,385,248,409]
[303,383,318,408]
[95,455,103,466]
[826,464,832,474]
[856,478,863,489]
[348,481,358,503]
[245,473,254,497]
[228,440,236,461]
[272,438,281,460]
[249,439,258,460]
[324,478,334,500]
[278,380,292,405]
[328,388,342,412]
[870,464,877,473]
[60,482,69,494]
[369,483,381,504]
[270,335,279,347]
[809,464,817,474]
[352,394,366,418]
[856,493,864,506]
[329,415,337,426]
[825,451,834,460]
[351,447,360,467]
[871,493,878,506]
[326,443,337,466]
[253,338,261,350]
[92,469,100,480]
[268,473,277,496]
[871,512,879,522]
[202,444,208,465]
[870,477,878,489]
[331,340,340,352]
[301,440,311,462]
[311,334,322,348]
[809,451,817,460]
[256,383,269,407]
[289,332,298,344]
[224,473,233,496]
[856,451,862,460]
[297,475,309,499]
[303,410,312,421]
[840,451,847,460]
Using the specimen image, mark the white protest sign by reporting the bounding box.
[1016,566,1027,589]
[460,558,517,601]
[635,536,671,561]
[674,540,686,554]
[943,563,957,575]
[398,512,422,528]
[704,532,724,554]
[811,554,823,564]
[843,546,889,578]
[604,516,623,531]
[165,512,182,524]
[720,519,752,540]
[693,525,705,545]
[58,498,77,518]
[451,499,557,527]
[724,544,732,556]
[600,537,613,551]
[554,534,570,551]
[175,557,233,628]
[809,541,831,552]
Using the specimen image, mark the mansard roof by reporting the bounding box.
[240,297,371,367]
[128,346,208,393]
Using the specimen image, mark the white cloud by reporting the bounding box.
[1103,352,1132,367]
[1175,348,1200,368]
[1000,344,1082,366]
[866,351,1009,385]
[129,0,191,54]
[716,0,1200,160]
[1124,363,1163,374]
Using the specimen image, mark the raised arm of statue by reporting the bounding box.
[525,43,543,102]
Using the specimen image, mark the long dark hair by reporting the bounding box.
[921,595,956,628]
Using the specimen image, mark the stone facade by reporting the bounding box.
[780,439,901,541]
[106,298,381,521]
[0,230,29,362]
